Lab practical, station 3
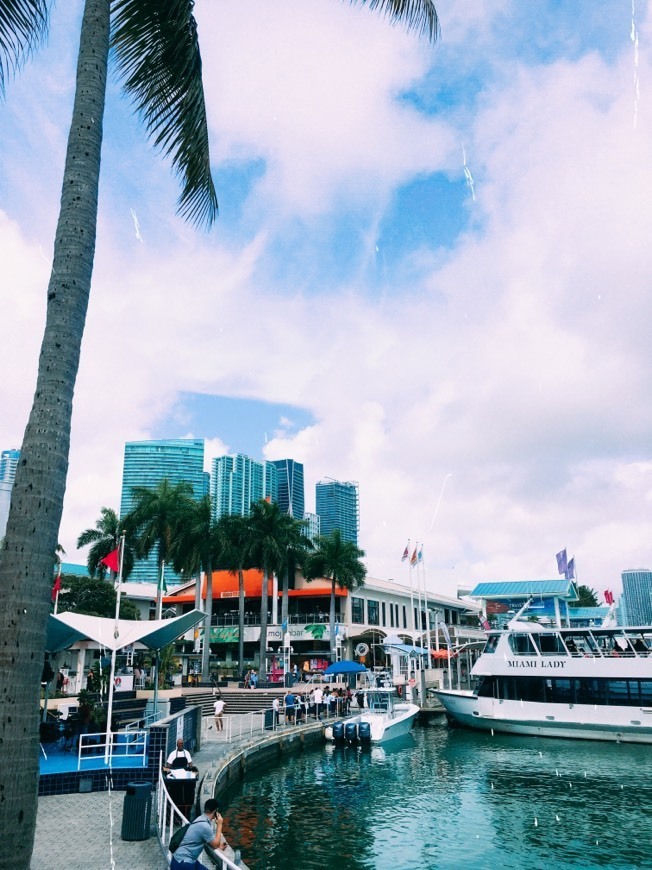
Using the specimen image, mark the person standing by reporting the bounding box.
[272,696,280,728]
[171,798,225,870]
[284,689,295,724]
[313,686,323,719]
[213,697,225,732]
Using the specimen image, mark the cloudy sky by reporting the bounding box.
[1,0,651,598]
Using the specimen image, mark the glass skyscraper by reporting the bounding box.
[0,448,20,539]
[120,439,207,583]
[621,569,652,626]
[315,479,359,545]
[272,459,305,519]
[211,453,278,520]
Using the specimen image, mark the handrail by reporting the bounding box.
[156,761,242,869]
[77,729,147,770]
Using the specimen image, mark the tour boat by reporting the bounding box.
[326,687,420,744]
[435,618,652,743]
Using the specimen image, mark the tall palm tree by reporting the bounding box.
[245,500,304,677]
[214,513,251,680]
[0,1,438,858]
[76,506,134,580]
[279,520,313,632]
[170,494,224,681]
[303,529,367,659]
[126,479,195,586]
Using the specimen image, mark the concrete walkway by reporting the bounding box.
[31,718,324,870]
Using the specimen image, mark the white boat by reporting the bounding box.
[435,620,652,743]
[327,687,420,744]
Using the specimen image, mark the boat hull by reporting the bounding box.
[329,704,420,743]
[435,690,652,744]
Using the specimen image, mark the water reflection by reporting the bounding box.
[220,725,652,870]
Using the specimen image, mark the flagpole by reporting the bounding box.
[407,539,415,636]
[105,532,125,763]
[152,559,165,723]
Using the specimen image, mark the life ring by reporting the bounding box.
[354,642,369,656]
[409,678,416,687]
[396,684,403,697]
[114,677,121,687]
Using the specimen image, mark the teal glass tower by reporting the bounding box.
[315,479,359,545]
[272,459,305,518]
[120,439,207,583]
[621,569,652,626]
[211,454,278,519]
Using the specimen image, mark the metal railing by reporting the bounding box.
[201,701,345,744]
[156,762,242,868]
[77,729,147,769]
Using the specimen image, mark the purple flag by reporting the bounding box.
[565,557,575,580]
[556,549,568,575]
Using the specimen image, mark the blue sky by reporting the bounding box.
[1,0,651,594]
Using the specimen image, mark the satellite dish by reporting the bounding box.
[355,642,369,656]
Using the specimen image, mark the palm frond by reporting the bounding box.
[351,0,439,43]
[0,0,49,96]
[110,0,217,228]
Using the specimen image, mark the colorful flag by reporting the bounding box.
[410,548,418,565]
[556,549,568,575]
[158,566,168,594]
[604,590,614,605]
[565,557,575,580]
[100,547,120,573]
[51,571,61,603]
[417,547,423,563]
[401,546,408,562]
[478,615,491,631]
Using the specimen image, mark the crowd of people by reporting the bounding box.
[277,685,360,725]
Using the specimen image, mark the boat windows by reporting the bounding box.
[535,633,567,656]
[481,677,652,707]
[483,635,499,655]
[508,633,538,656]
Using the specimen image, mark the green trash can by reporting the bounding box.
[121,781,152,841]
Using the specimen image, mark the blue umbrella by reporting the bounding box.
[323,661,368,675]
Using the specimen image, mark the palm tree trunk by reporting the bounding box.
[0,0,109,860]
[237,568,245,680]
[259,568,269,680]
[201,560,213,681]
[330,576,337,659]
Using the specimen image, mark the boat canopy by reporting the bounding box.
[323,661,368,675]
[383,642,430,656]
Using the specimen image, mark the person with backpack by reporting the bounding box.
[170,798,225,869]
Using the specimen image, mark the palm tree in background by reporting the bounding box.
[170,495,224,681]
[76,507,134,581]
[214,513,252,680]
[303,529,367,659]
[126,479,195,590]
[245,500,307,677]
[0,1,438,859]
[279,520,313,633]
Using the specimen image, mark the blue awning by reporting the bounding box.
[323,661,367,675]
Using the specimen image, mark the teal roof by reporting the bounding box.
[57,562,89,577]
[470,579,578,601]
[568,606,609,618]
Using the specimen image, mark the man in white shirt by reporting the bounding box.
[164,738,196,774]
[313,686,324,719]
[272,696,280,728]
[214,697,225,731]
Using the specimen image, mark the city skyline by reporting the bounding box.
[2,1,651,595]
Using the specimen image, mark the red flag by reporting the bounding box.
[100,548,120,573]
[410,548,418,565]
[604,590,614,605]
[51,573,61,603]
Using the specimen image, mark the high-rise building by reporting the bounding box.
[120,439,207,583]
[315,479,359,545]
[303,511,321,543]
[272,459,305,519]
[621,569,652,626]
[0,449,20,539]
[211,454,278,519]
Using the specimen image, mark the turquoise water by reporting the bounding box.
[221,721,652,870]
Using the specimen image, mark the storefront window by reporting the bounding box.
[368,600,379,625]
[351,597,364,624]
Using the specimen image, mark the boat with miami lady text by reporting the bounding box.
[435,613,652,744]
